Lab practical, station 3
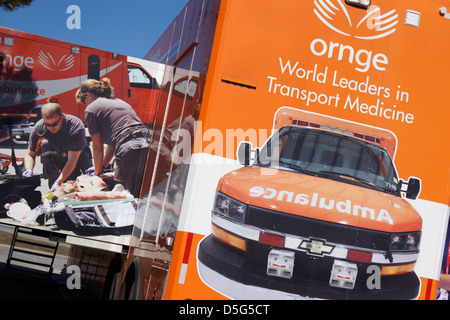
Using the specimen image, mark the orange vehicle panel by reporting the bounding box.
[196,0,450,204]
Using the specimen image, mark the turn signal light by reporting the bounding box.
[381,262,416,276]
[211,223,247,251]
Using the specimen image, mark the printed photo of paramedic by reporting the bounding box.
[23,102,92,191]
[75,78,150,198]
[1,77,152,239]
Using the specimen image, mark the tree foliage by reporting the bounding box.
[0,0,33,11]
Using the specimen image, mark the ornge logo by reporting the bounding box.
[314,0,398,40]
[38,51,75,71]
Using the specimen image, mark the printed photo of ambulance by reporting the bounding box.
[198,107,423,300]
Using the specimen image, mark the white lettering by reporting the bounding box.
[278,190,294,202]
[249,186,265,198]
[319,197,334,210]
[66,5,81,30]
[336,200,351,214]
[310,38,388,73]
[2,53,34,71]
[249,186,394,225]
[343,95,414,124]
[264,188,277,199]
[179,304,214,317]
[294,193,309,205]
[267,76,340,107]
[66,265,81,290]
[366,265,381,289]
[278,58,328,83]
[353,205,376,220]
[377,209,394,225]
[332,71,390,98]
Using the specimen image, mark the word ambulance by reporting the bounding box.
[249,186,394,225]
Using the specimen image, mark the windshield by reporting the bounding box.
[257,126,400,195]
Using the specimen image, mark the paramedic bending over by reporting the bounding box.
[75,78,150,197]
[22,103,92,191]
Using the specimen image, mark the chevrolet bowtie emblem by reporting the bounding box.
[299,239,334,256]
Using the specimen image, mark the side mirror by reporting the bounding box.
[406,177,421,200]
[400,177,421,200]
[237,142,256,166]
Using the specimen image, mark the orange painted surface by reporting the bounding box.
[196,0,450,204]
[165,231,228,300]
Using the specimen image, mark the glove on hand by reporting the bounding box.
[50,180,62,192]
[22,168,33,178]
[84,166,96,176]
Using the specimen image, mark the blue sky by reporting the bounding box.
[0,0,189,58]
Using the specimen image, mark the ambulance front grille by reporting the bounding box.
[246,206,391,251]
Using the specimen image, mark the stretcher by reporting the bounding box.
[52,198,138,236]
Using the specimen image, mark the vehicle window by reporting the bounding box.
[173,78,198,100]
[128,65,156,89]
[258,126,400,194]
[88,55,100,80]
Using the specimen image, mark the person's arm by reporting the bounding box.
[58,150,82,182]
[22,148,36,177]
[24,148,36,170]
[103,144,115,169]
[49,150,82,190]
[91,133,104,175]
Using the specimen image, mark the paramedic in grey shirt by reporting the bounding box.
[75,78,150,197]
[23,103,92,191]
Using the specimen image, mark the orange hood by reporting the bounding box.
[218,166,422,233]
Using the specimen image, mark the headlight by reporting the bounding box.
[389,231,421,251]
[213,192,247,223]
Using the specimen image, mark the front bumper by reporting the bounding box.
[197,234,421,300]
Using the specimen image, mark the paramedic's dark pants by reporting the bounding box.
[38,138,93,188]
[115,137,149,198]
